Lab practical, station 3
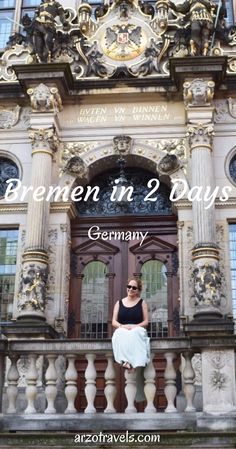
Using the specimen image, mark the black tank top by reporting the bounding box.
[118,298,143,325]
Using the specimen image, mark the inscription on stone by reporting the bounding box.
[59,102,185,127]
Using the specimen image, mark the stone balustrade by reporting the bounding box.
[0,338,200,416]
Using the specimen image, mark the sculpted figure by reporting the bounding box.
[170,0,226,56]
[27,83,62,112]
[18,268,47,312]
[23,0,68,63]
[183,78,215,106]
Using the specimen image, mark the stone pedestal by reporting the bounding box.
[202,349,236,414]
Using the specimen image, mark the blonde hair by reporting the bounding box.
[127,277,142,291]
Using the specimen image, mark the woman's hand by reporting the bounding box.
[121,324,138,330]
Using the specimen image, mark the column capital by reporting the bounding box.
[28,126,60,154]
[27,83,63,113]
[186,122,214,150]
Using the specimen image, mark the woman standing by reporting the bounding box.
[112,277,150,371]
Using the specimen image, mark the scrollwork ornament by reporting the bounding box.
[27,83,63,113]
[183,79,215,107]
[186,123,214,148]
[28,127,59,153]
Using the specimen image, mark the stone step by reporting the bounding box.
[0,431,236,449]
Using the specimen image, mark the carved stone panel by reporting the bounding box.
[202,349,236,413]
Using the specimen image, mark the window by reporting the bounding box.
[141,260,168,338]
[0,157,19,198]
[0,1,15,50]
[21,0,41,22]
[80,261,108,339]
[0,0,40,50]
[229,224,236,319]
[0,229,18,321]
[229,154,236,185]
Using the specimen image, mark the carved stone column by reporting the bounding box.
[17,83,62,321]
[184,79,223,320]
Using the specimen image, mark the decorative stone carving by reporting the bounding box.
[2,0,236,81]
[113,135,132,156]
[28,127,59,153]
[129,39,161,76]
[46,228,58,307]
[0,105,21,128]
[158,154,180,174]
[27,84,62,113]
[190,262,225,311]
[144,139,188,162]
[17,355,43,388]
[186,123,214,148]
[17,264,48,313]
[62,156,89,180]
[60,142,98,176]
[227,97,236,119]
[183,79,215,107]
[82,40,113,78]
[192,353,202,386]
[214,100,230,123]
[202,349,236,413]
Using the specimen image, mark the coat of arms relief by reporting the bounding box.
[1,0,236,82]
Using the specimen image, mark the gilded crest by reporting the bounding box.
[101,24,147,61]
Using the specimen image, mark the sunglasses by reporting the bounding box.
[127,285,138,290]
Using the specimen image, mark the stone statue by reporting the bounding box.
[22,0,68,63]
[170,0,226,56]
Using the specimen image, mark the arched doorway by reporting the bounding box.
[68,166,179,411]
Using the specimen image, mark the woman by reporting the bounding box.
[112,277,150,371]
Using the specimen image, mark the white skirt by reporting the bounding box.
[112,326,150,368]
